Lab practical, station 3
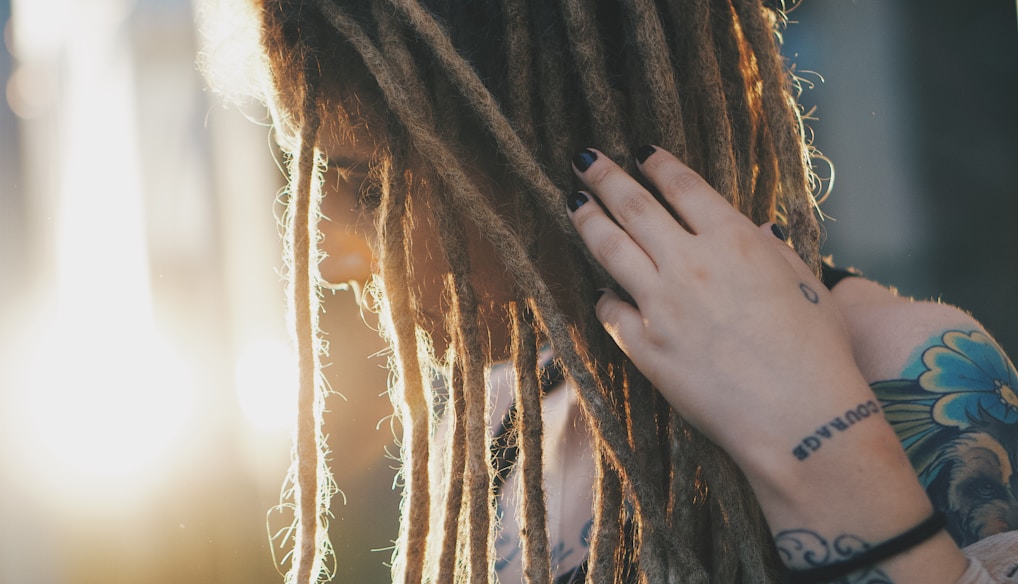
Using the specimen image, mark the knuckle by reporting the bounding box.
[584,163,614,189]
[616,191,653,221]
[571,207,597,231]
[595,233,628,265]
[732,220,755,241]
[640,150,668,174]
[731,230,756,259]
[664,170,705,197]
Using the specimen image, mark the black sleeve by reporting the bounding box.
[820,262,859,290]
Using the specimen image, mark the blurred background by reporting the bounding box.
[0,1,1014,583]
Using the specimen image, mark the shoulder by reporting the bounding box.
[828,275,983,382]
[829,275,1018,547]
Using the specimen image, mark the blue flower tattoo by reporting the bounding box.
[920,331,1018,428]
[875,329,1018,546]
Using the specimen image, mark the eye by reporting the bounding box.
[355,177,382,211]
[325,158,379,211]
[962,478,1004,501]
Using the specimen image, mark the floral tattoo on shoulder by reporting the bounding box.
[875,330,1018,547]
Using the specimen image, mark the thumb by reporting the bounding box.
[594,288,654,362]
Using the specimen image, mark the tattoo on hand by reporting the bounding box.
[793,401,882,461]
[800,283,820,304]
[776,528,894,583]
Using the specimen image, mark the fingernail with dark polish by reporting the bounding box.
[771,223,787,241]
[567,191,589,212]
[594,288,606,302]
[573,148,597,172]
[635,144,656,164]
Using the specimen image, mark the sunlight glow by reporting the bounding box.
[17,319,197,489]
[7,0,198,500]
[234,339,299,432]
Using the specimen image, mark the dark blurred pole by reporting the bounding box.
[784,2,936,297]
[787,0,1018,358]
[900,0,1018,357]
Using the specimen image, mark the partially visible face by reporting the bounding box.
[317,125,517,360]
[318,133,377,286]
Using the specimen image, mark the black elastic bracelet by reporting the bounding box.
[784,511,947,584]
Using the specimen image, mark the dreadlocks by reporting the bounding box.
[254,0,822,582]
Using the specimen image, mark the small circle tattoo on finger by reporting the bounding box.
[800,283,819,304]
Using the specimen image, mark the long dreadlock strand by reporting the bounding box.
[710,0,759,217]
[442,276,494,584]
[508,301,552,584]
[430,184,496,584]
[629,371,674,572]
[381,0,573,234]
[458,292,495,584]
[436,343,467,582]
[372,2,421,98]
[624,0,688,157]
[673,0,740,206]
[666,412,709,564]
[558,0,628,163]
[286,76,333,583]
[752,113,781,225]
[530,1,576,186]
[708,495,739,582]
[375,159,433,584]
[701,452,762,582]
[715,457,775,583]
[587,447,625,583]
[501,0,538,151]
[731,0,821,273]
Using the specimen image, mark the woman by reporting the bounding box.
[242,0,1017,582]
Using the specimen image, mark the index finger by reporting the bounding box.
[565,189,659,297]
[572,148,691,260]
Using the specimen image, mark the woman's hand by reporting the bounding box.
[566,146,968,583]
[566,146,866,469]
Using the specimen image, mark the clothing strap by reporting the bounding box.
[820,262,858,290]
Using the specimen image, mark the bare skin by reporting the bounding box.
[319,131,518,360]
[565,146,971,583]
[319,136,1013,581]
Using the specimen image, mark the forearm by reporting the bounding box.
[737,376,968,584]
[562,147,1002,583]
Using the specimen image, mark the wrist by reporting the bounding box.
[745,407,926,528]
[780,511,947,583]
[778,513,966,584]
[725,376,931,532]
[734,403,968,583]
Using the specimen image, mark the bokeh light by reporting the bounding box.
[12,316,197,499]
[235,339,299,432]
